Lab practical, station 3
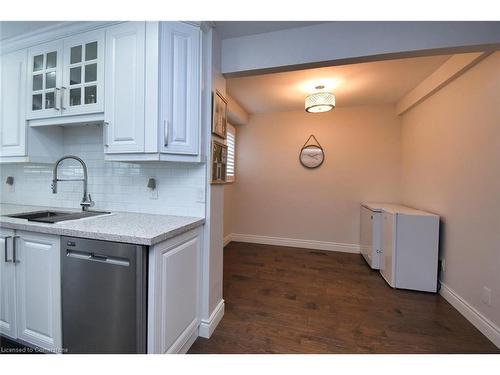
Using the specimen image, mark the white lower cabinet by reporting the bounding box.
[147,227,201,354]
[0,229,17,339]
[0,230,62,352]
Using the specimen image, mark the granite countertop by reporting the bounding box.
[0,204,204,246]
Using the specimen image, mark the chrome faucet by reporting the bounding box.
[52,155,94,211]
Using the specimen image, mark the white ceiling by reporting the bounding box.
[213,21,326,39]
[226,54,451,114]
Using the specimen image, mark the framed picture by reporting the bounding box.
[211,140,228,184]
[212,90,227,139]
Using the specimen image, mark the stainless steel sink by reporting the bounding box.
[6,210,110,223]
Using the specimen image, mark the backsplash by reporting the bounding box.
[0,126,206,217]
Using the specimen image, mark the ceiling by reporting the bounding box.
[0,21,63,40]
[226,54,451,114]
[213,21,326,39]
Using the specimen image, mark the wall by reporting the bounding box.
[223,183,234,240]
[229,105,402,246]
[0,125,205,217]
[400,52,500,328]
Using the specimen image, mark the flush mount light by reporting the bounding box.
[305,85,335,113]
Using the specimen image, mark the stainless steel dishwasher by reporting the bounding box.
[61,236,147,354]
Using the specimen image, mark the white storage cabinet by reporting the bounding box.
[380,206,440,293]
[360,203,382,269]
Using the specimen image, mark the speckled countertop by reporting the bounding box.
[0,204,204,246]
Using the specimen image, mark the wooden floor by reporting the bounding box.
[189,242,499,354]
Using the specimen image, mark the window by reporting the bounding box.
[226,123,236,182]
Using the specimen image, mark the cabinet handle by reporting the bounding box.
[103,122,109,147]
[12,236,20,263]
[2,236,12,262]
[163,119,168,147]
[54,88,61,111]
[61,86,67,110]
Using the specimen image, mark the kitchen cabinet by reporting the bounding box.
[380,206,440,292]
[1,48,64,163]
[0,50,27,158]
[26,29,105,124]
[104,21,203,162]
[360,203,382,269]
[159,22,201,156]
[148,227,201,354]
[0,230,62,352]
[0,229,16,339]
[103,21,146,153]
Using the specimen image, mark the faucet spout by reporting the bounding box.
[52,155,94,211]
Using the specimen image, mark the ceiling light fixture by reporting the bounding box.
[305,85,335,113]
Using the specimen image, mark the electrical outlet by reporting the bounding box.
[148,177,158,200]
[8,184,15,193]
[441,259,445,272]
[482,286,492,306]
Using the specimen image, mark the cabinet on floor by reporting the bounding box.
[0,230,62,352]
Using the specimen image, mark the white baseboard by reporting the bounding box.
[440,282,500,349]
[198,299,225,339]
[167,318,199,354]
[229,233,360,254]
[223,234,232,247]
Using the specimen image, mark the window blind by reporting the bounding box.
[226,123,236,182]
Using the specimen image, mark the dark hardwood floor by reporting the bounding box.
[189,242,499,354]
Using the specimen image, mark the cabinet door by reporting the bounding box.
[148,229,200,353]
[380,212,395,287]
[0,229,16,339]
[26,41,63,120]
[62,29,105,116]
[104,22,146,153]
[360,206,373,263]
[159,22,201,155]
[0,50,27,157]
[15,231,61,352]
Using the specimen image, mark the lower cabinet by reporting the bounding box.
[0,229,62,352]
[147,227,201,354]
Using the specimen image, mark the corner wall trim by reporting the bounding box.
[440,282,500,349]
[223,234,232,247]
[198,299,225,338]
[229,233,360,254]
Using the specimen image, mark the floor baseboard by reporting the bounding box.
[228,233,360,254]
[198,299,225,339]
[223,234,232,247]
[440,282,500,349]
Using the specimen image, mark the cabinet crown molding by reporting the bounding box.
[0,21,121,55]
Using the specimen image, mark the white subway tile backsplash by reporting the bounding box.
[0,125,206,217]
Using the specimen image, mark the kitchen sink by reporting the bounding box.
[6,210,110,223]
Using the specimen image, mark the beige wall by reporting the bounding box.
[400,52,500,327]
[223,183,234,239]
[229,105,402,245]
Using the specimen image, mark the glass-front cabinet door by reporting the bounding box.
[26,30,104,121]
[26,41,63,119]
[62,30,104,116]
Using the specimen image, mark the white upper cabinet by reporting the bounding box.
[26,30,105,123]
[0,50,27,157]
[62,30,105,116]
[26,40,63,120]
[104,22,146,153]
[159,22,201,156]
[104,21,203,162]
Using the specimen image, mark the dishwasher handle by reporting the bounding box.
[66,249,130,267]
